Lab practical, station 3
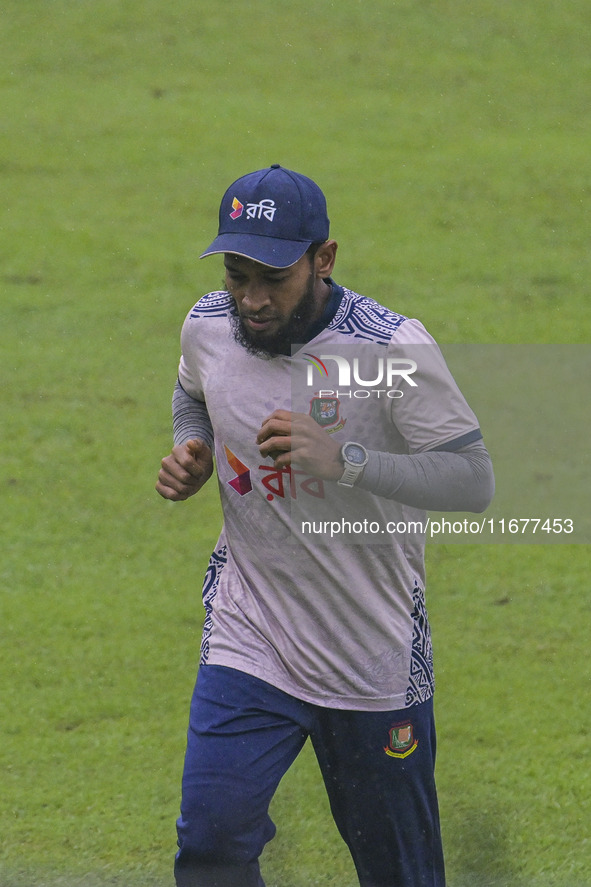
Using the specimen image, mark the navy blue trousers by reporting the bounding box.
[175,665,445,887]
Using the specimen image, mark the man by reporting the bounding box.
[156,165,494,887]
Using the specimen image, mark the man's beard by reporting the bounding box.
[230,272,317,358]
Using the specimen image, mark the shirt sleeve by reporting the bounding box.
[177,309,205,401]
[357,440,494,512]
[354,317,494,511]
[172,379,215,450]
[387,319,482,453]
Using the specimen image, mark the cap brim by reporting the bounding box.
[199,233,311,268]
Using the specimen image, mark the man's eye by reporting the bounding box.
[226,271,246,284]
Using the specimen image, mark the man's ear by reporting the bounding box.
[314,240,338,278]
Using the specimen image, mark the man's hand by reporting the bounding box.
[257,410,342,481]
[156,439,214,501]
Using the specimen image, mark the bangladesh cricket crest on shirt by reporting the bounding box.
[384,722,418,758]
[309,396,346,433]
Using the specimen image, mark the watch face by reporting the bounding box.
[345,444,366,465]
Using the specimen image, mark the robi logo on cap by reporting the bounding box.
[230,197,244,220]
[230,196,277,223]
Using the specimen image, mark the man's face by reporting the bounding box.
[224,252,318,357]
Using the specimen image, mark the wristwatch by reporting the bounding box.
[338,442,369,488]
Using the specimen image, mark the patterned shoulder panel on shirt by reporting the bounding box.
[330,288,407,344]
[189,290,235,319]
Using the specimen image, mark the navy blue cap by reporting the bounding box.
[200,165,330,268]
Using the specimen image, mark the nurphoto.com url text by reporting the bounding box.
[300,517,575,539]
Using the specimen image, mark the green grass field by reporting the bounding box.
[1,1,589,885]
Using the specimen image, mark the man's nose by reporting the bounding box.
[240,283,272,313]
